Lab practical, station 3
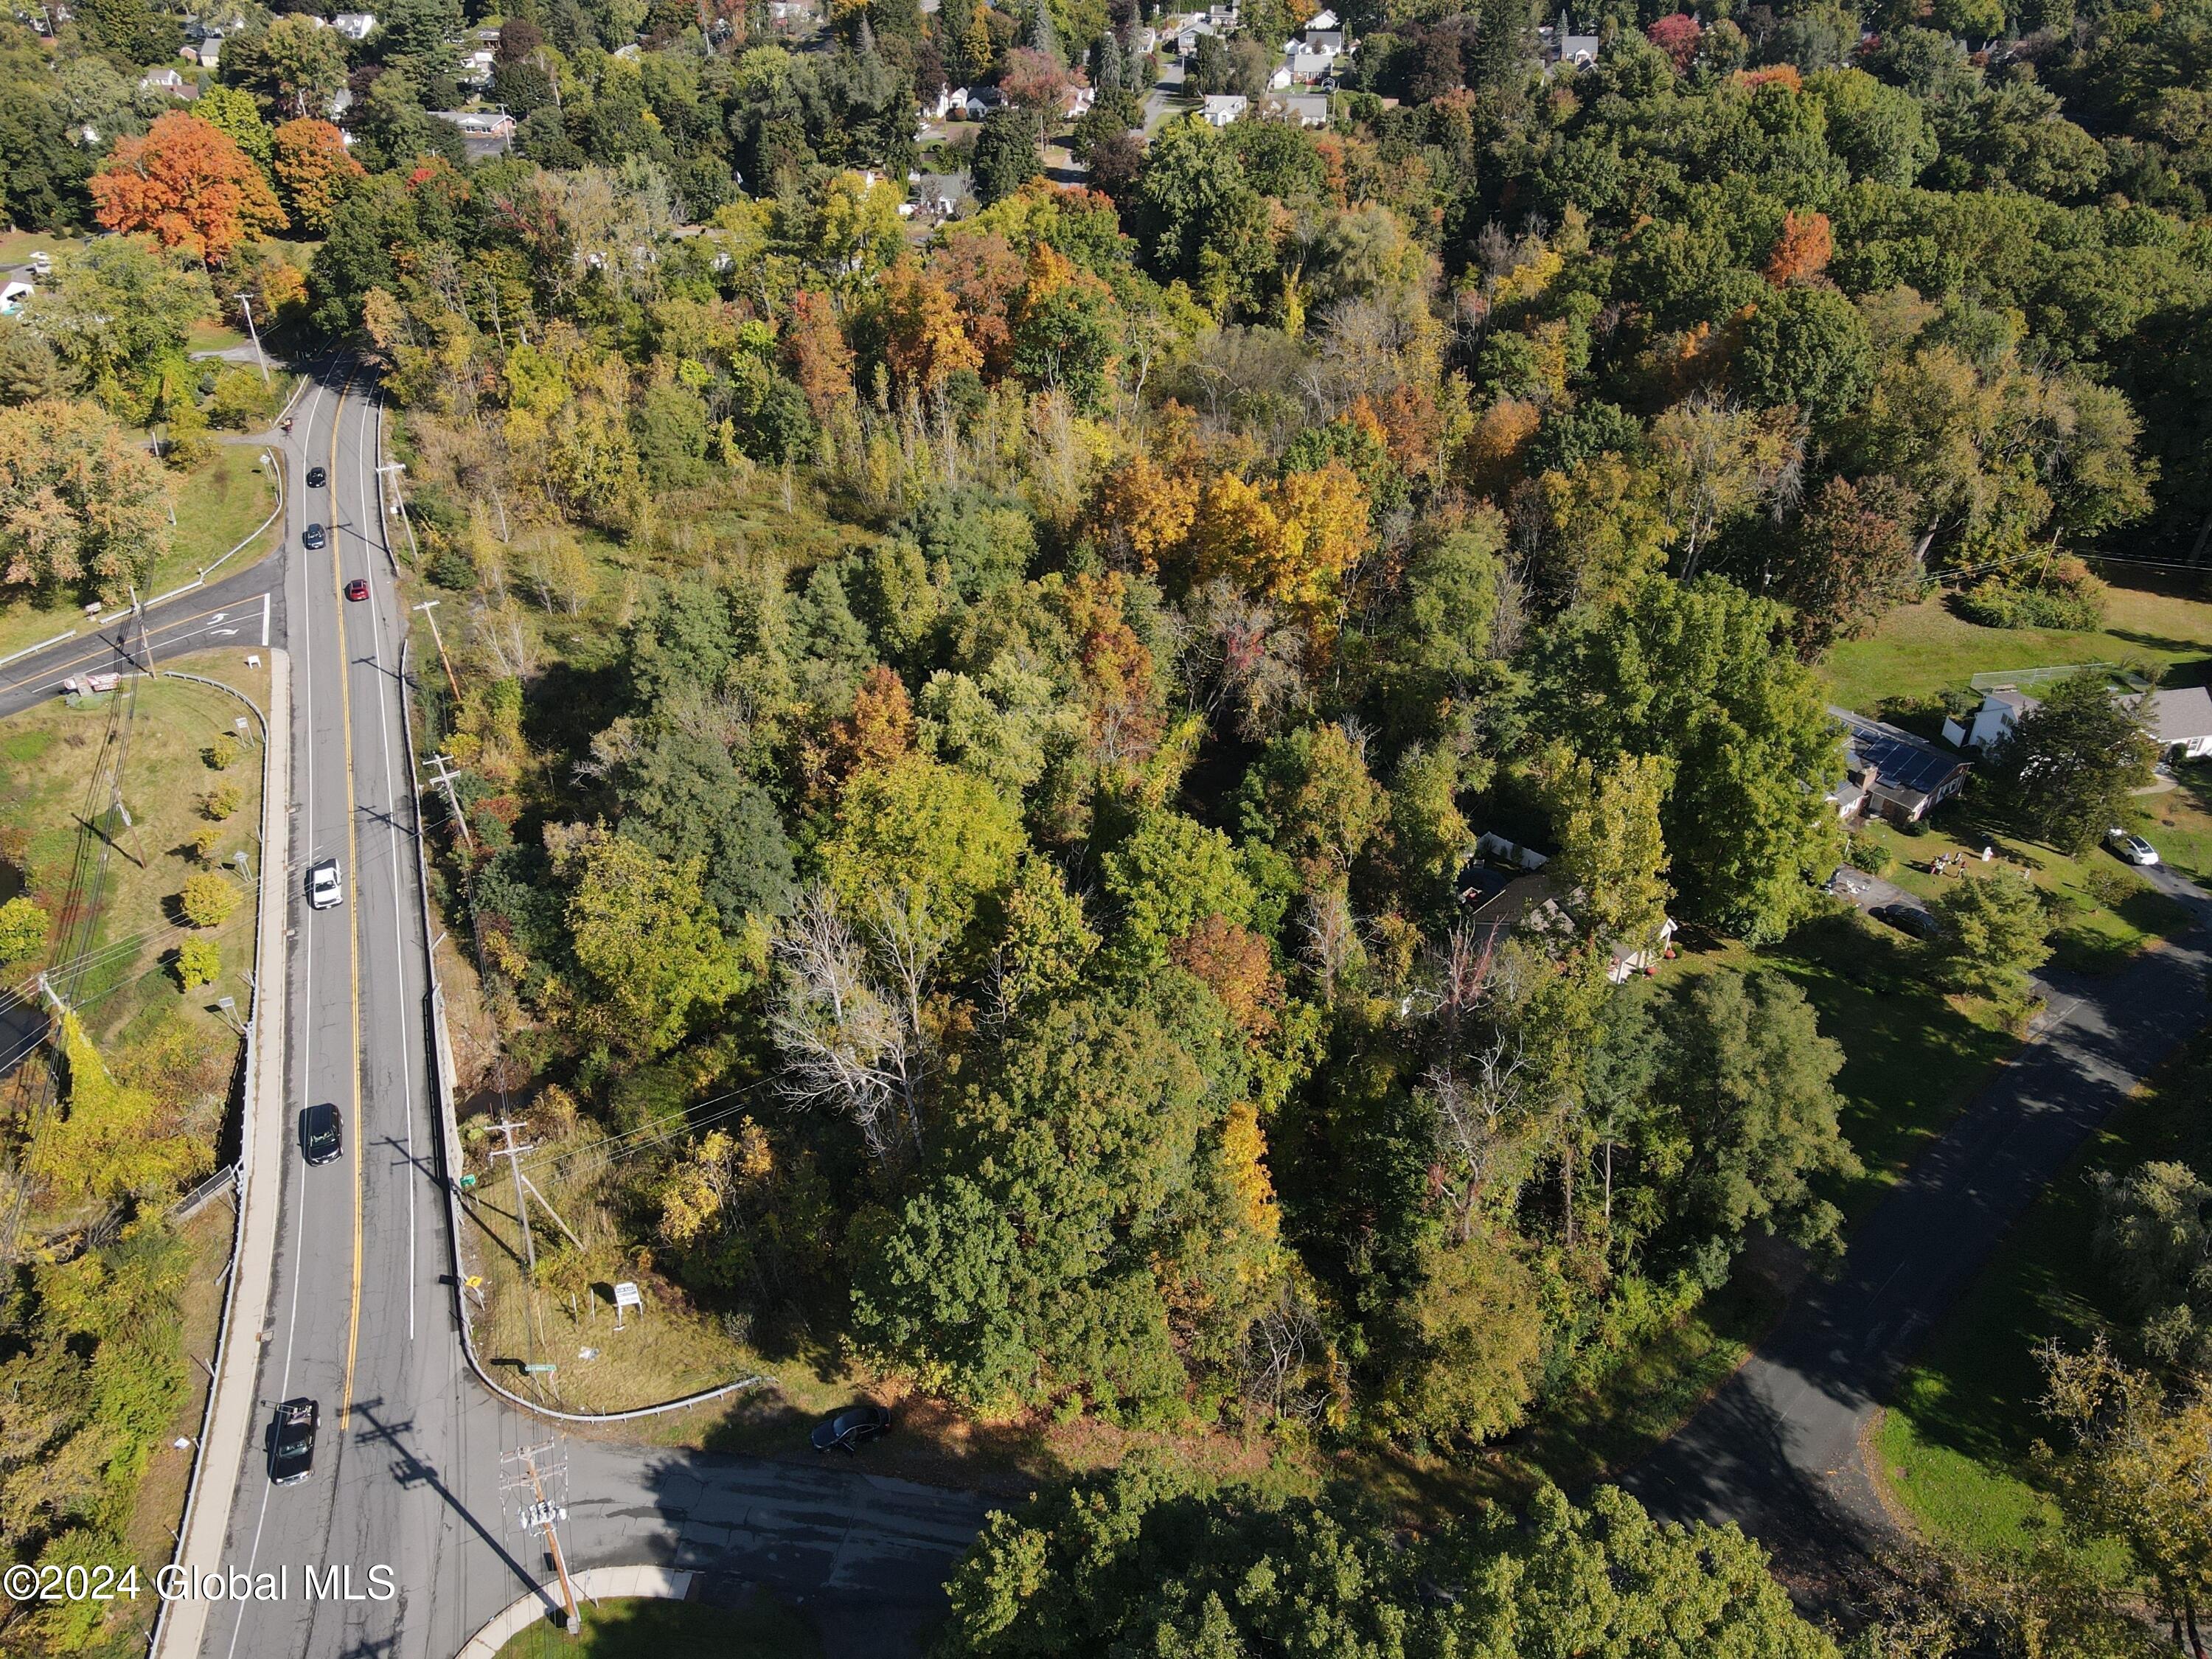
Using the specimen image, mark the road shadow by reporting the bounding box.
[348,1395,554,1611]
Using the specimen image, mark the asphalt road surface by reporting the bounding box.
[1625,871,2212,1587]
[0,558,286,723]
[193,361,990,1659]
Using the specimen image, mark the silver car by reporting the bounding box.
[2107,829,2160,867]
[308,858,344,909]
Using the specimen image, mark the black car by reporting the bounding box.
[302,523,326,550]
[269,1397,319,1486]
[300,1102,341,1166]
[1871,902,1942,941]
[305,466,327,490]
[810,1404,892,1453]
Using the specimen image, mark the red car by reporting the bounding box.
[344,579,369,602]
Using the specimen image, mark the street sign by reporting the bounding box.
[523,1363,557,1375]
[612,1281,642,1308]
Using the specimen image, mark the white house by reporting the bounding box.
[139,65,192,97]
[0,279,32,316]
[1200,92,1246,125]
[330,10,376,38]
[460,47,496,83]
[1280,43,1336,80]
[1065,84,1096,116]
[1945,682,2212,762]
[961,84,1005,117]
[926,83,961,119]
[1175,18,1216,55]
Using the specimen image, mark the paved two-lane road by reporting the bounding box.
[1627,874,2212,1585]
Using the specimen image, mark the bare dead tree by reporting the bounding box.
[1238,1285,1329,1425]
[1302,888,1360,1001]
[768,888,922,1160]
[1426,1032,1532,1242]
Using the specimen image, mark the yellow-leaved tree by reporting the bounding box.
[29,1012,211,1201]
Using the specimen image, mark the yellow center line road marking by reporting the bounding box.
[330,372,368,1433]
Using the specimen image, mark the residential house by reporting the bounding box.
[460,47,496,84]
[433,106,515,156]
[1175,18,1216,55]
[0,280,32,317]
[961,85,1005,117]
[330,10,376,38]
[1279,42,1337,81]
[1200,92,1247,124]
[1459,865,1677,984]
[1945,681,2212,762]
[1065,84,1096,116]
[139,65,194,97]
[925,83,960,119]
[1830,707,1970,824]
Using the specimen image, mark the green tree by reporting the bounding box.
[73,0,182,66]
[0,894,49,966]
[559,828,748,1058]
[1544,745,1674,958]
[1645,968,1860,1278]
[1384,1226,1545,1446]
[1929,872,2051,1003]
[611,722,795,930]
[23,237,209,412]
[821,754,1026,945]
[1237,723,1387,891]
[937,1458,1838,1657]
[1533,576,1844,941]
[1736,285,1875,428]
[1099,810,1257,968]
[2093,1161,2212,1377]
[1984,674,2159,856]
[27,1012,211,1200]
[192,86,275,172]
[970,107,1042,206]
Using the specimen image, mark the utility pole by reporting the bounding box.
[490,1119,585,1271]
[501,1441,582,1636]
[237,295,271,389]
[492,1118,538,1272]
[424,751,475,852]
[126,582,157,675]
[413,600,462,702]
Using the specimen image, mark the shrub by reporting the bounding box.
[206,365,279,430]
[2085,864,2152,908]
[175,936,220,990]
[189,824,222,860]
[205,734,242,771]
[0,894,49,965]
[178,873,240,928]
[1957,558,2108,631]
[1843,827,1893,876]
[202,783,242,820]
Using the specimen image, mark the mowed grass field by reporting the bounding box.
[0,655,268,1058]
[1824,578,2212,721]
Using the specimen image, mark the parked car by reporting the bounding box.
[344,578,369,602]
[308,858,343,910]
[305,466,327,489]
[269,1398,319,1486]
[299,1102,341,1166]
[810,1404,892,1453]
[2108,828,2160,867]
[302,523,326,550]
[1871,902,1942,941]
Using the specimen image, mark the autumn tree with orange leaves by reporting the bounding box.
[271,119,363,234]
[1764,210,1832,287]
[1191,461,1377,619]
[880,262,983,396]
[91,112,287,267]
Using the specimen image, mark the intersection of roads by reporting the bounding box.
[6,362,988,1659]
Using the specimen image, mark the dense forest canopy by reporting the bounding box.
[6,0,2212,1644]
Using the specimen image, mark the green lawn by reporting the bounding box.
[0,444,278,661]
[2133,762,2212,891]
[1871,1037,2211,1562]
[1823,580,2212,722]
[187,317,251,356]
[1850,811,2191,978]
[494,1593,822,1659]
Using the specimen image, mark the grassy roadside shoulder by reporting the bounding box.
[0,445,281,664]
[1869,1033,2212,1563]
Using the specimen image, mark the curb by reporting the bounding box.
[455,1566,695,1658]
[150,651,292,1659]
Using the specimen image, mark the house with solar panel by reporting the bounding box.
[1828,708,1971,824]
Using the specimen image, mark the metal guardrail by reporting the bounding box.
[168,1163,239,1222]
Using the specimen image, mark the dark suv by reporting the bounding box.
[269,1398,319,1486]
[302,524,326,550]
[300,1102,341,1166]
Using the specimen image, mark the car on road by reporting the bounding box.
[308,858,343,910]
[299,1102,342,1166]
[345,578,369,602]
[269,1398,319,1486]
[2108,828,2160,867]
[303,523,327,550]
[1871,902,1942,941]
[810,1404,892,1453]
[306,466,327,490]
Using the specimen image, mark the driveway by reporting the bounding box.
[1624,886,2212,1593]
